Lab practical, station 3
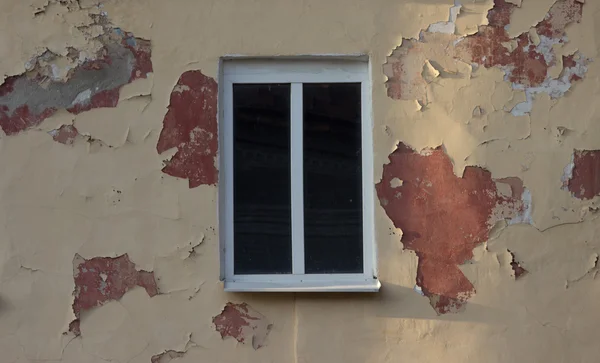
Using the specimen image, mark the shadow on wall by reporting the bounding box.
[232,283,523,363]
[230,283,509,324]
[375,283,511,324]
[0,296,6,316]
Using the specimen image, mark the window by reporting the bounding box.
[219,57,379,292]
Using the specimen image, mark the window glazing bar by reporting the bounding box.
[291,83,305,274]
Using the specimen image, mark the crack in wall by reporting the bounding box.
[565,252,598,288]
[151,350,185,363]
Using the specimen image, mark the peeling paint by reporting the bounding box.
[561,152,576,188]
[0,14,152,136]
[213,302,272,349]
[376,143,526,314]
[494,177,533,225]
[428,0,462,34]
[156,70,218,188]
[32,0,81,16]
[70,253,158,336]
[384,0,590,110]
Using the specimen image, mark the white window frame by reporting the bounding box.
[218,56,379,292]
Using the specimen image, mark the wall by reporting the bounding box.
[0,0,599,362]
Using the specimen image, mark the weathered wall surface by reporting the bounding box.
[0,0,599,362]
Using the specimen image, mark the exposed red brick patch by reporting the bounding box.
[508,249,528,279]
[567,150,600,200]
[458,28,544,88]
[124,37,153,82]
[0,105,58,136]
[156,70,218,188]
[487,0,518,28]
[376,143,525,314]
[466,0,583,83]
[151,350,185,363]
[50,124,80,145]
[464,0,585,86]
[0,77,16,97]
[536,0,583,38]
[560,53,588,82]
[70,253,158,336]
[562,54,578,68]
[213,302,272,349]
[0,25,152,136]
[66,89,121,115]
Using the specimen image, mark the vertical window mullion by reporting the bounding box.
[291,82,305,275]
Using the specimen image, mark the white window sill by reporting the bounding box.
[224,279,381,292]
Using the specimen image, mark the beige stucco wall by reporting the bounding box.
[1,0,600,362]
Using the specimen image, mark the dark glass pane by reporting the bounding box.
[233,84,292,274]
[303,83,363,274]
